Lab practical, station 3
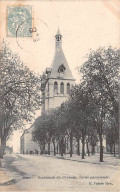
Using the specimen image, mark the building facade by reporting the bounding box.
[20,126,40,154]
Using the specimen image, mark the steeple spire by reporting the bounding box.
[56,27,61,35]
[50,28,75,80]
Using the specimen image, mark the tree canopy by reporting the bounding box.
[0,41,41,157]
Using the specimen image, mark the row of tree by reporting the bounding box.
[32,47,119,162]
[0,41,41,159]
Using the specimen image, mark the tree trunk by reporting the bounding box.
[64,138,66,155]
[70,131,73,157]
[61,138,64,156]
[92,145,95,155]
[40,143,43,155]
[48,142,50,155]
[91,145,93,155]
[53,141,56,156]
[86,141,90,156]
[77,137,80,156]
[82,134,85,159]
[3,139,6,153]
[0,131,3,159]
[110,145,113,155]
[0,138,5,159]
[58,142,61,155]
[0,159,2,167]
[93,145,95,155]
[0,148,3,159]
[43,143,45,154]
[99,134,103,162]
[57,143,59,154]
[114,142,115,157]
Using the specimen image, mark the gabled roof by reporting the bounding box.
[50,50,75,80]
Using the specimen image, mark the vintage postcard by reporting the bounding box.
[0,0,120,192]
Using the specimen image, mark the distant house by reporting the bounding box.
[5,146,13,154]
[20,126,40,154]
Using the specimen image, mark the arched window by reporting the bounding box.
[67,83,70,94]
[60,82,64,94]
[54,81,58,94]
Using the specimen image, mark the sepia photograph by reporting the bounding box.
[0,0,120,192]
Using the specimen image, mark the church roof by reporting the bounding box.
[50,50,74,80]
[49,29,75,80]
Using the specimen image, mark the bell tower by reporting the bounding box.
[41,28,75,114]
[55,28,62,52]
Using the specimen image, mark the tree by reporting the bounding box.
[32,108,61,156]
[55,103,68,156]
[44,110,57,155]
[105,112,119,156]
[70,83,92,159]
[88,130,98,155]
[58,101,75,157]
[80,47,119,121]
[0,41,41,159]
[32,115,48,154]
[79,47,120,162]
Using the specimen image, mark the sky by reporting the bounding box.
[0,0,119,152]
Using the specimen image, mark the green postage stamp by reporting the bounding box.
[7,6,32,37]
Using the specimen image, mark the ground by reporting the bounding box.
[0,153,120,192]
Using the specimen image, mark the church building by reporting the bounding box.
[20,29,75,154]
[41,28,75,114]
